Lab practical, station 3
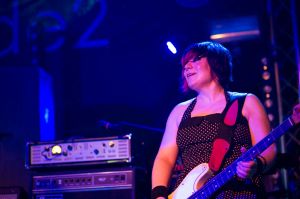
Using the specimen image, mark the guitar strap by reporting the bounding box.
[208,93,247,173]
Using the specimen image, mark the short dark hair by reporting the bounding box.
[180,41,232,92]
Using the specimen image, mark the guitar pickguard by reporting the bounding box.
[169,163,213,199]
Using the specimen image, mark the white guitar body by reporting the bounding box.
[168,163,213,199]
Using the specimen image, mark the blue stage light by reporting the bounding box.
[166,41,177,54]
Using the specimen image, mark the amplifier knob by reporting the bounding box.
[94,149,99,155]
[109,141,115,147]
[67,145,73,151]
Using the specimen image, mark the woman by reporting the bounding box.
[151,41,276,198]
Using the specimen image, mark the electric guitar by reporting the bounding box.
[168,104,300,199]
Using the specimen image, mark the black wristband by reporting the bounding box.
[255,157,263,174]
[255,155,266,175]
[258,155,267,168]
[151,185,168,199]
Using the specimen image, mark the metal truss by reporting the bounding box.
[267,0,299,198]
[269,0,299,153]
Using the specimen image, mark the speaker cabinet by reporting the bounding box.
[31,167,148,199]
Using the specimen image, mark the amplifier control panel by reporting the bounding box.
[27,135,131,168]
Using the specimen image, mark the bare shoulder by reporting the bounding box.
[244,93,263,107]
[177,98,195,108]
[161,98,196,145]
[173,98,195,113]
[242,93,266,118]
[169,98,195,125]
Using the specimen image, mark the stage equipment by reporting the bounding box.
[31,167,147,199]
[26,135,131,169]
[0,187,26,199]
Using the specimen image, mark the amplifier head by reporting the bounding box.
[26,135,132,169]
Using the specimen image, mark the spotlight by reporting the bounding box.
[268,113,275,122]
[166,41,177,54]
[263,85,272,93]
[260,57,276,125]
[265,99,273,108]
[262,71,271,80]
[261,57,267,65]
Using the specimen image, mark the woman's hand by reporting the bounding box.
[236,159,258,179]
[236,146,258,179]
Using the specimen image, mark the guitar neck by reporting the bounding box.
[188,117,295,199]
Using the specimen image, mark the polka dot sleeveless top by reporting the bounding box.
[175,92,265,198]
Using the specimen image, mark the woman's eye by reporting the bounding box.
[192,56,203,62]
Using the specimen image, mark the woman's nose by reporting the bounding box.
[184,62,193,70]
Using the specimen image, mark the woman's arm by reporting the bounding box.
[151,103,186,198]
[237,94,277,178]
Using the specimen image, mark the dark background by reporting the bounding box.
[0,0,299,198]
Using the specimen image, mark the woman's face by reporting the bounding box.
[183,55,215,91]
